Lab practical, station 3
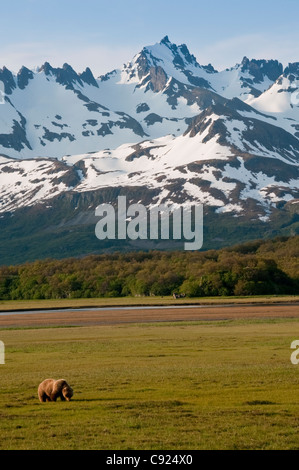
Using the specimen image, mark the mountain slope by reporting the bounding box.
[0,36,298,264]
[246,62,299,137]
[1,98,298,219]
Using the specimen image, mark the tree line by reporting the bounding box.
[0,235,298,300]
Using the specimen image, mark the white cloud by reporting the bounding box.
[193,33,299,70]
[1,33,299,77]
[0,41,137,76]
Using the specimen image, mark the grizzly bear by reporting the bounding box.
[38,379,73,402]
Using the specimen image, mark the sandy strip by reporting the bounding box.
[0,304,298,328]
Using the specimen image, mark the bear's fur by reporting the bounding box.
[38,378,73,402]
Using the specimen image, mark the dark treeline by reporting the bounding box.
[0,236,298,300]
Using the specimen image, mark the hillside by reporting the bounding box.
[0,235,298,300]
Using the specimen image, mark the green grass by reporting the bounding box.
[1,318,299,449]
[1,294,299,311]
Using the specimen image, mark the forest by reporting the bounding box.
[0,235,298,300]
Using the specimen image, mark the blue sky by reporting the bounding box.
[1,0,299,75]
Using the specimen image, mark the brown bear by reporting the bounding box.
[38,378,73,402]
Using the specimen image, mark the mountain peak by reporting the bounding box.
[160,35,171,45]
[0,66,16,94]
[124,35,214,91]
[38,62,84,89]
[17,66,34,90]
[240,56,283,83]
[62,62,74,71]
[38,61,52,75]
[79,67,99,88]
[284,62,299,77]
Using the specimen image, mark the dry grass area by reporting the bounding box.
[0,303,299,328]
[0,295,299,313]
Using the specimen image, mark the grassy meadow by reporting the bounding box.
[1,317,299,450]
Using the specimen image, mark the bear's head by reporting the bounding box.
[62,384,73,401]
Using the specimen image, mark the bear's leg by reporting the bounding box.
[38,392,48,402]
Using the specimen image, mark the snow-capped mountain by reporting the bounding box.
[0,36,298,263]
[246,62,299,137]
[0,36,295,160]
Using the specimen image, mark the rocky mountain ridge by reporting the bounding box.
[0,36,298,263]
